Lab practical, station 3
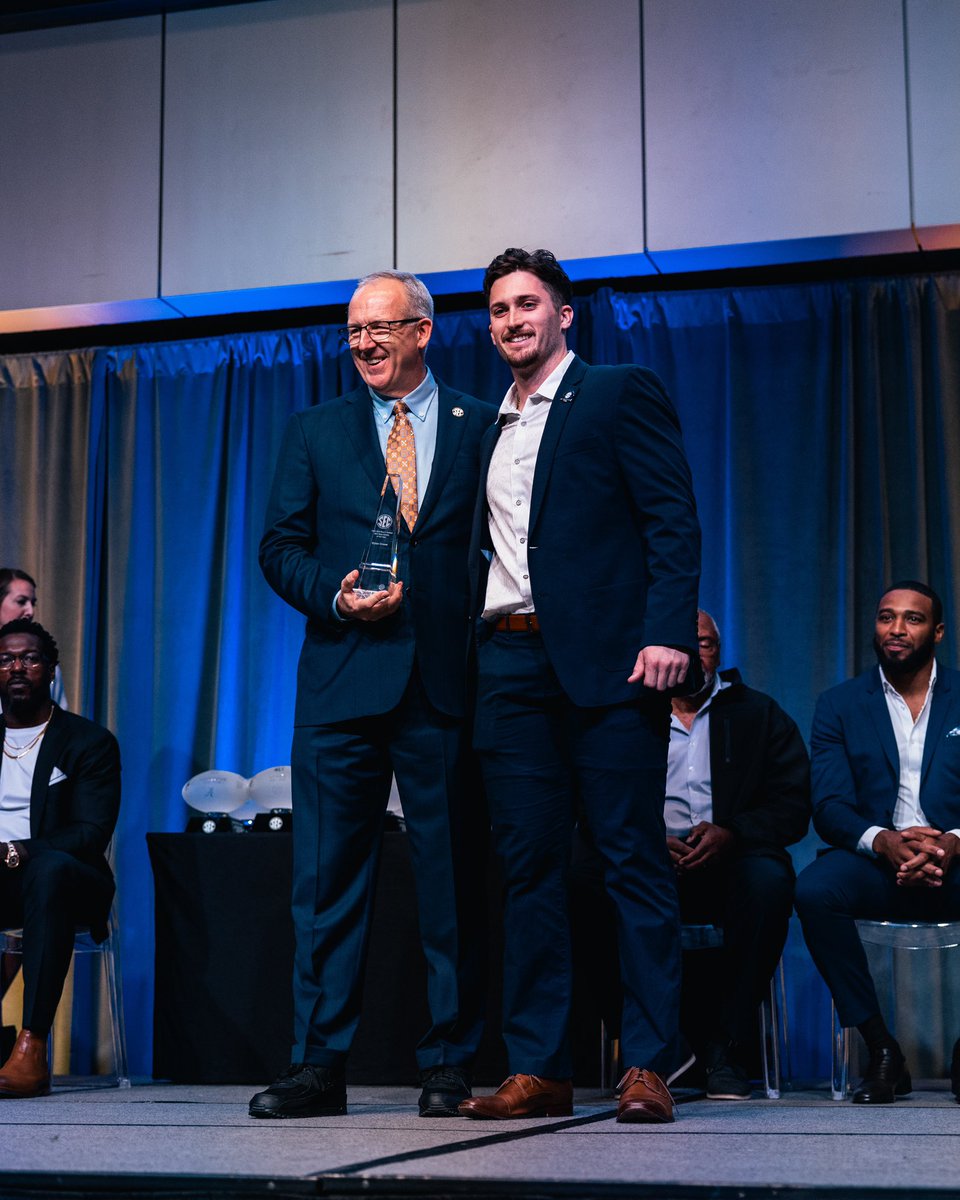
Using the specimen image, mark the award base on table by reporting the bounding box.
[355,473,402,598]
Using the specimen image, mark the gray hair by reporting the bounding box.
[353,270,434,320]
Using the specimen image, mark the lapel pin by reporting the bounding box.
[452,406,464,417]
[561,391,575,403]
[947,727,960,738]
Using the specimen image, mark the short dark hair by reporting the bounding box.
[0,618,59,666]
[878,580,943,626]
[0,567,36,601]
[483,247,573,308]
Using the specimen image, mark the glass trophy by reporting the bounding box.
[355,473,402,598]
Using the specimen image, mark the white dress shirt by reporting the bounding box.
[482,351,575,620]
[858,660,960,853]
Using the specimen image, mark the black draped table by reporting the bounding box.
[148,830,513,1085]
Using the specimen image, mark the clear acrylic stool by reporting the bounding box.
[831,919,960,1100]
[1,900,130,1089]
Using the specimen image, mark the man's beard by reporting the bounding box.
[873,630,937,676]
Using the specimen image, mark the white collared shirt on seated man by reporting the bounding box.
[858,659,960,854]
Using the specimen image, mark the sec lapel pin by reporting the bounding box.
[452,406,464,417]
[560,391,575,403]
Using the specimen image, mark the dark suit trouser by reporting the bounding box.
[290,664,485,1070]
[475,630,682,1078]
[677,854,794,1046]
[0,850,114,1038]
[795,849,960,1027]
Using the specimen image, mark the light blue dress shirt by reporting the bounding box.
[368,367,439,504]
[333,368,440,620]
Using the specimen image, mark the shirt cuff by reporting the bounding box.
[332,592,350,622]
[858,826,886,857]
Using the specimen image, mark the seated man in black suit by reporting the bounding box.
[666,610,810,1097]
[796,581,960,1104]
[0,619,121,1098]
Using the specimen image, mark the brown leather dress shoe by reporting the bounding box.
[459,1073,573,1119]
[616,1067,674,1124]
[0,1029,51,1099]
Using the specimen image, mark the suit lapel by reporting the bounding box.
[528,355,586,535]
[23,707,65,838]
[920,668,952,788]
[865,671,900,778]
[338,386,386,495]
[414,383,467,530]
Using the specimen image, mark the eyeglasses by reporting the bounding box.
[337,317,422,347]
[0,652,47,671]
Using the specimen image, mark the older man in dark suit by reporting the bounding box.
[254,271,493,1119]
[796,581,960,1104]
[0,619,120,1099]
[460,248,701,1124]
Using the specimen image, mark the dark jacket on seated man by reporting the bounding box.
[690,667,811,860]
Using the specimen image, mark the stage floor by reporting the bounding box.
[1,1082,958,1199]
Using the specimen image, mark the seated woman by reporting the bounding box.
[0,570,67,709]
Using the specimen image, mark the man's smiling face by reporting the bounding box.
[873,588,943,676]
[488,270,572,376]
[347,277,431,398]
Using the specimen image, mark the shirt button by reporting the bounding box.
[514,458,520,464]
[516,500,521,506]
[520,537,526,544]
[522,574,528,580]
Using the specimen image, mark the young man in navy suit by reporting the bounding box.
[253,271,493,1119]
[796,581,960,1104]
[460,248,701,1124]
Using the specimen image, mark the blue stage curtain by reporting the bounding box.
[2,269,960,1079]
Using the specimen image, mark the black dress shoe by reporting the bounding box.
[852,1046,911,1104]
[704,1043,752,1101]
[950,1037,960,1100]
[418,1065,471,1117]
[249,1063,347,1118]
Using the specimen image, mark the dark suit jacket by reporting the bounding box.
[470,356,700,707]
[2,705,121,939]
[260,379,495,725]
[811,663,960,852]
[706,669,811,864]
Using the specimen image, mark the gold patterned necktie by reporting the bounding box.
[385,400,419,531]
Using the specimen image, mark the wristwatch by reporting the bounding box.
[4,842,21,870]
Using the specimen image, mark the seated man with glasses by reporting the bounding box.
[0,619,121,1098]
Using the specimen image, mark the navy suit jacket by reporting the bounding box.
[811,663,960,851]
[470,356,700,707]
[1,706,121,940]
[260,379,495,725]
